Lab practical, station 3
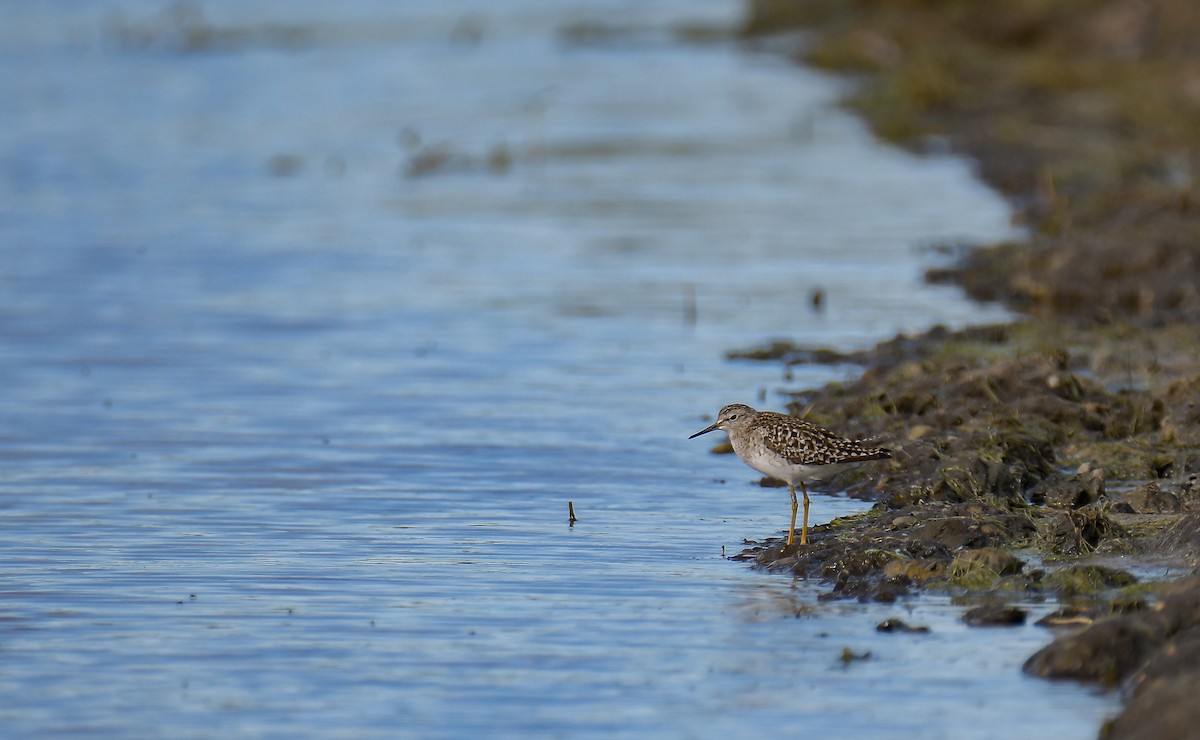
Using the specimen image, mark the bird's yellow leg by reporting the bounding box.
[788,484,798,546]
[801,483,811,545]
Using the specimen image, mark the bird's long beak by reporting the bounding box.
[688,422,720,439]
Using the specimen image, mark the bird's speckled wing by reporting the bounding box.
[753,412,890,466]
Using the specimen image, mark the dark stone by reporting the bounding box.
[1023,613,1170,686]
[929,457,1036,503]
[902,539,951,561]
[1096,579,1200,736]
[963,604,1027,626]
[1030,470,1104,509]
[1125,482,1183,514]
[1041,508,1124,555]
[1104,675,1200,740]
[821,548,897,580]
[1044,564,1138,597]
[910,516,982,549]
[1156,512,1200,556]
[877,618,931,633]
[950,547,1024,576]
[1035,607,1096,628]
[1124,625,1200,699]
[1176,473,1200,508]
[1152,576,1200,634]
[869,586,902,603]
[882,557,945,583]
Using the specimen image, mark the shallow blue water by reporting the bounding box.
[0,1,1117,737]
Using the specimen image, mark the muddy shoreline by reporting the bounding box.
[730,2,1200,736]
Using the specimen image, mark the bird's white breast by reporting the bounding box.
[731,432,837,486]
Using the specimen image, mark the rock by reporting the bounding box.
[1040,508,1125,555]
[867,585,905,603]
[910,510,1034,550]
[911,516,985,549]
[1124,625,1200,699]
[1030,469,1105,509]
[1156,512,1200,556]
[950,547,1025,577]
[963,604,1027,626]
[1023,613,1168,686]
[820,548,897,580]
[882,557,945,583]
[1176,474,1200,508]
[1151,576,1200,634]
[1124,482,1183,514]
[877,618,930,633]
[1107,618,1200,739]
[901,538,952,561]
[930,457,1035,503]
[1036,607,1096,628]
[1044,564,1138,597]
[1104,674,1200,740]
[1025,576,1200,689]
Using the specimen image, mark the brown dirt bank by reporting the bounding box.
[731,1,1200,736]
[745,0,1200,323]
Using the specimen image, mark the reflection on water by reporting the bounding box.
[0,1,1116,737]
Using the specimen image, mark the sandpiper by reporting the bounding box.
[690,403,891,546]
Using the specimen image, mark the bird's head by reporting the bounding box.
[688,403,757,439]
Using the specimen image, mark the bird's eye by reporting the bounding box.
[728,414,738,421]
